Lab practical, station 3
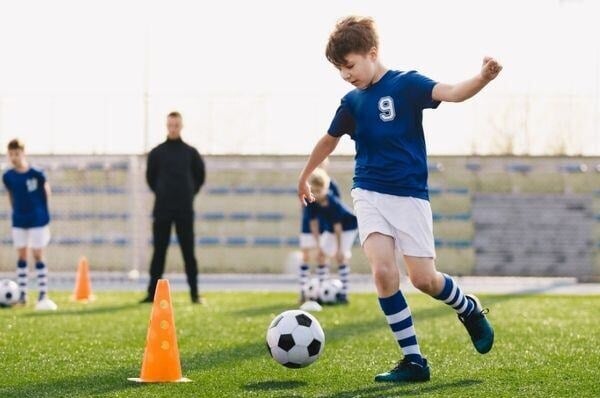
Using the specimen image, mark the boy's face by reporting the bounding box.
[8,149,25,168]
[167,116,183,139]
[338,49,378,90]
[311,185,327,201]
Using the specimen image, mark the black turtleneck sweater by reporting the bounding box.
[146,137,205,216]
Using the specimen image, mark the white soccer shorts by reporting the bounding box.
[11,225,51,249]
[320,230,358,259]
[351,188,436,258]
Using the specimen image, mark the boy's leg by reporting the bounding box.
[364,233,429,383]
[16,248,28,303]
[336,230,356,303]
[316,233,331,282]
[404,256,494,354]
[299,248,311,302]
[32,249,47,301]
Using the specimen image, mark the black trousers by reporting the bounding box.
[147,212,198,300]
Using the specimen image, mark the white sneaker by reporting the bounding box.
[35,298,58,311]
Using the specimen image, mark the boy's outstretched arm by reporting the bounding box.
[432,56,502,103]
[298,134,340,206]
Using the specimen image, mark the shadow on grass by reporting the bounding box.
[323,378,482,398]
[0,367,140,398]
[244,380,308,391]
[23,302,140,317]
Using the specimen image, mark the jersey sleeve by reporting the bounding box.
[305,202,319,220]
[327,100,355,138]
[328,179,341,198]
[405,71,441,110]
[36,169,47,185]
[2,172,9,191]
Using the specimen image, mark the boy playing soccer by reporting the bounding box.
[298,16,501,382]
[298,159,341,300]
[305,168,358,304]
[3,139,56,310]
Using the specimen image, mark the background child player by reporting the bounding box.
[298,159,341,301]
[298,16,501,383]
[306,168,358,304]
[3,139,56,310]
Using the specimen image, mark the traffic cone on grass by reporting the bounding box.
[71,256,95,302]
[128,279,191,383]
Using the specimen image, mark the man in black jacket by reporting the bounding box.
[141,111,206,304]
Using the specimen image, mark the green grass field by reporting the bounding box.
[1,292,599,397]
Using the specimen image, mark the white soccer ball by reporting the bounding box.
[318,279,341,304]
[266,309,325,368]
[0,279,19,307]
[302,278,320,302]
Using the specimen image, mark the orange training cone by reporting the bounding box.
[71,256,95,302]
[128,279,191,383]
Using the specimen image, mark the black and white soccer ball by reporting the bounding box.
[266,309,325,368]
[302,278,320,302]
[0,279,19,307]
[318,279,341,304]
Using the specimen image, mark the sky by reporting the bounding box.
[0,0,599,155]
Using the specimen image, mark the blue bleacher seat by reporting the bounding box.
[207,186,230,195]
[285,237,300,246]
[253,237,282,246]
[229,212,252,221]
[465,162,482,172]
[113,237,129,246]
[197,237,220,245]
[256,212,285,221]
[558,163,587,173]
[506,163,532,173]
[201,212,226,221]
[446,187,469,195]
[232,187,256,195]
[226,237,248,246]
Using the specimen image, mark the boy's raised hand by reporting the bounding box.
[298,180,315,206]
[481,56,502,82]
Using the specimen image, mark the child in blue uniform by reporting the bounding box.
[298,160,341,300]
[298,16,501,382]
[305,168,357,303]
[3,139,56,310]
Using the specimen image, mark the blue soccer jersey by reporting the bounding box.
[328,70,440,201]
[306,193,358,232]
[2,167,50,228]
[301,178,341,233]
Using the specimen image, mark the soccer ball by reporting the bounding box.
[266,309,325,368]
[318,279,341,304]
[0,279,19,307]
[302,278,320,302]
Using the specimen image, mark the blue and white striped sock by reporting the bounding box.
[434,273,475,316]
[378,290,423,365]
[35,261,48,301]
[316,264,329,283]
[16,260,27,301]
[338,264,349,297]
[299,263,310,290]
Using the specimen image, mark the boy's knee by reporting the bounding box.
[372,263,397,288]
[410,274,437,295]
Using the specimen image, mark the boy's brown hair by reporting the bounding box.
[7,138,24,151]
[325,16,379,67]
[167,111,182,119]
[308,167,331,192]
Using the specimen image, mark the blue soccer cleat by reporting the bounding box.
[458,294,494,354]
[374,357,431,383]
